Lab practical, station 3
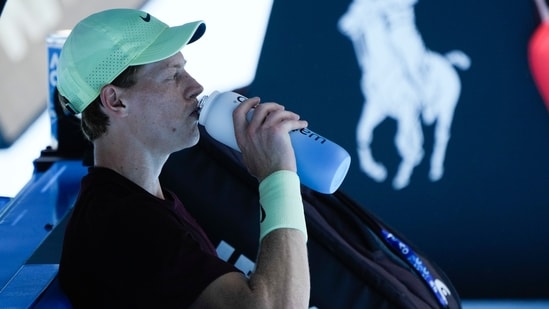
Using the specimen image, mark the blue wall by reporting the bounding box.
[249,0,549,299]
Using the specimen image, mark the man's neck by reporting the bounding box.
[93,138,167,200]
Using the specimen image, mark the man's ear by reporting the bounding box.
[100,85,127,116]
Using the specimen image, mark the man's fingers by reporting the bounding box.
[233,96,260,132]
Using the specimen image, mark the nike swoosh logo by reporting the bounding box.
[260,206,266,223]
[140,13,151,22]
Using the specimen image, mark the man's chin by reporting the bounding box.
[186,132,201,149]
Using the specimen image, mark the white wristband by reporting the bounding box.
[258,170,307,242]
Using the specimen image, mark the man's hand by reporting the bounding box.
[232,96,308,182]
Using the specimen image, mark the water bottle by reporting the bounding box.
[198,91,351,194]
[46,30,70,150]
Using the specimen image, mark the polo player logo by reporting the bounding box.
[338,0,471,189]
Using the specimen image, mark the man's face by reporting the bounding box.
[118,52,204,154]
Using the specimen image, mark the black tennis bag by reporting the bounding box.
[160,126,461,309]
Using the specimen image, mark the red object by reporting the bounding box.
[529,0,549,111]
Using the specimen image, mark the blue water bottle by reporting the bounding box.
[198,91,351,194]
[46,30,70,150]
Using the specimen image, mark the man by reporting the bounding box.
[57,8,310,308]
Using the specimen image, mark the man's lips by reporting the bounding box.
[190,101,201,119]
[190,108,199,119]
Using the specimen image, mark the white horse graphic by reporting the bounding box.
[338,0,471,189]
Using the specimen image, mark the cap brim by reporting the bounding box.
[131,20,205,65]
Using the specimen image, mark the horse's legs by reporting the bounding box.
[429,106,455,182]
[393,108,424,190]
[427,60,461,182]
[356,99,388,182]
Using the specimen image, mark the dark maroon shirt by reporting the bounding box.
[59,167,239,308]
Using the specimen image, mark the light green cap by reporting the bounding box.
[57,8,205,114]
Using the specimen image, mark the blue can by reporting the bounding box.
[46,30,70,150]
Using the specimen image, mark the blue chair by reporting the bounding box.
[0,264,71,308]
[32,274,72,309]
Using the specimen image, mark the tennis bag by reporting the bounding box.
[160,126,461,309]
